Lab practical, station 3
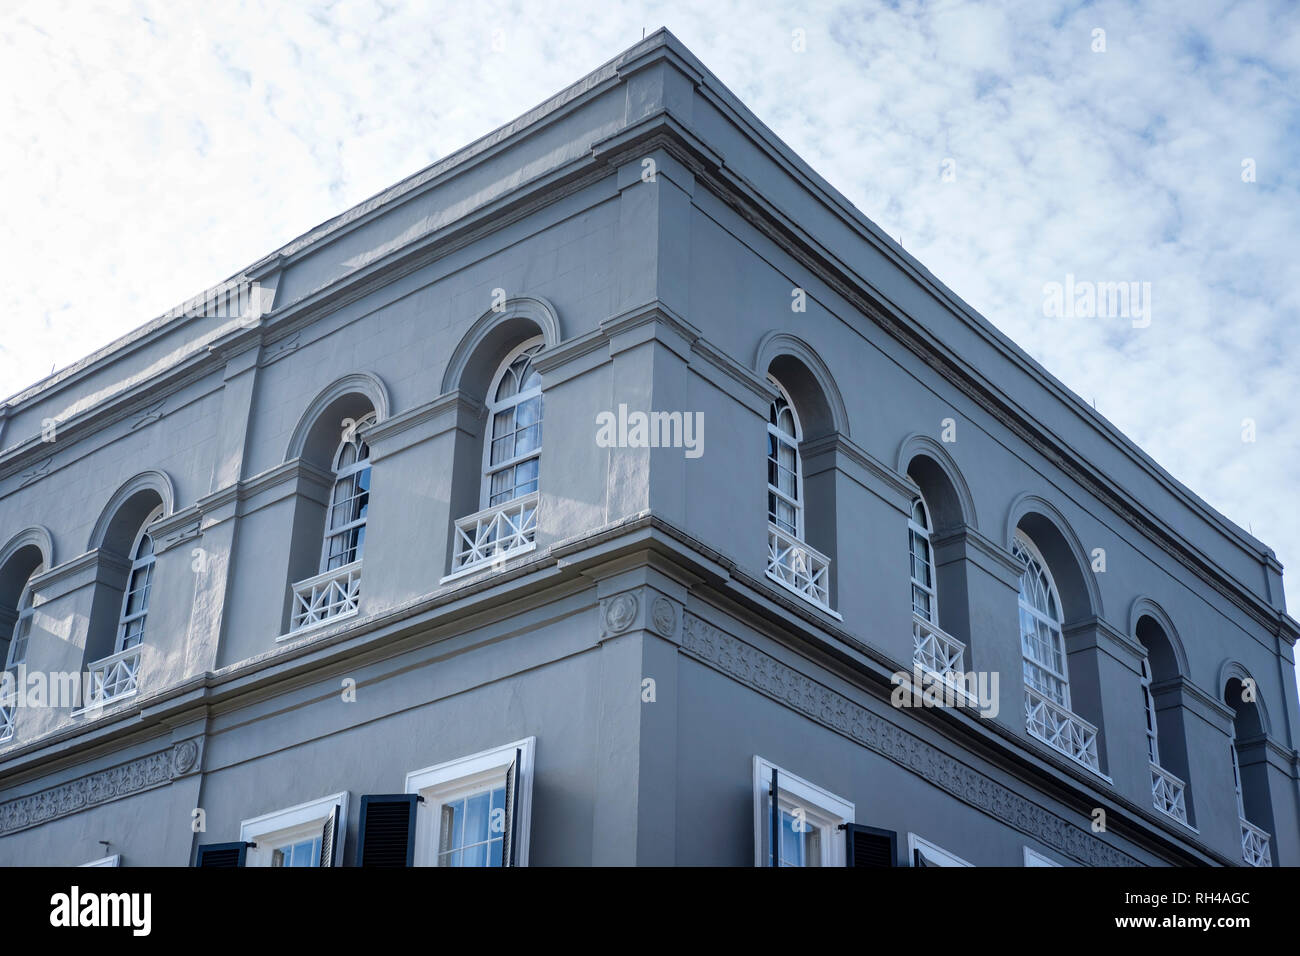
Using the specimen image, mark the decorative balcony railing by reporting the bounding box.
[766,523,832,611]
[1024,685,1100,773]
[1240,818,1271,867]
[913,614,965,679]
[0,700,13,741]
[290,560,362,632]
[86,645,142,707]
[1149,763,1188,825]
[451,492,538,574]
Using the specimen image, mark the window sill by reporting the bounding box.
[277,607,360,642]
[440,540,538,585]
[764,569,844,621]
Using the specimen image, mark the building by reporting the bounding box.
[0,29,1295,868]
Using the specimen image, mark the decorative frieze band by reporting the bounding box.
[679,613,1137,867]
[0,738,202,837]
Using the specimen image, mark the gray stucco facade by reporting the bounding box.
[0,30,1296,868]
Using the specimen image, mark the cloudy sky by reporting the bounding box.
[2,0,1297,596]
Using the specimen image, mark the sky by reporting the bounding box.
[1,0,1297,599]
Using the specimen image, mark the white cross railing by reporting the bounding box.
[452,492,538,573]
[1024,685,1100,772]
[86,645,142,707]
[0,701,13,741]
[290,560,362,632]
[1149,762,1188,825]
[913,613,965,679]
[766,523,832,611]
[1240,818,1271,867]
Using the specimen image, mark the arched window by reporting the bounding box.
[5,573,39,672]
[483,340,543,508]
[1139,655,1159,764]
[908,495,936,623]
[115,508,162,652]
[322,413,375,572]
[1013,531,1070,708]
[766,378,802,538]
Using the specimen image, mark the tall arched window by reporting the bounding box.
[766,378,802,538]
[483,340,543,508]
[322,413,375,572]
[115,508,162,652]
[1013,531,1070,708]
[1139,655,1159,764]
[908,496,936,623]
[5,573,39,673]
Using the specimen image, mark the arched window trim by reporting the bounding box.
[1013,530,1072,710]
[908,492,937,623]
[115,506,163,653]
[766,375,804,540]
[480,337,545,511]
[320,412,376,573]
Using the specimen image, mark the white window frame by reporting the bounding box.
[1023,846,1063,867]
[239,791,349,867]
[320,412,375,573]
[1230,740,1245,818]
[908,492,938,623]
[405,736,536,867]
[5,572,40,671]
[1013,530,1072,709]
[481,338,545,511]
[79,854,121,867]
[766,377,804,540]
[115,506,163,653]
[907,832,973,867]
[1139,654,1160,765]
[751,756,853,868]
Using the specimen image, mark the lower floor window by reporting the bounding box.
[239,791,348,868]
[753,756,854,867]
[437,783,508,867]
[406,737,537,868]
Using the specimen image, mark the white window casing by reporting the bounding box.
[239,791,350,867]
[405,736,536,867]
[1023,846,1063,867]
[907,832,973,867]
[752,756,854,868]
[115,506,163,654]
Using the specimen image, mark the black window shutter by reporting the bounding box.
[195,841,252,867]
[842,824,897,867]
[357,793,421,867]
[319,803,340,867]
[500,747,522,867]
[769,768,780,868]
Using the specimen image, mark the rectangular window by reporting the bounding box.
[239,791,348,868]
[752,756,853,867]
[406,737,536,867]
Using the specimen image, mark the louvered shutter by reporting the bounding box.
[357,793,421,867]
[499,748,522,866]
[842,824,897,867]
[195,841,252,867]
[319,803,340,867]
[769,768,780,867]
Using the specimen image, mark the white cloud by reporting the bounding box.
[1,0,1296,599]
